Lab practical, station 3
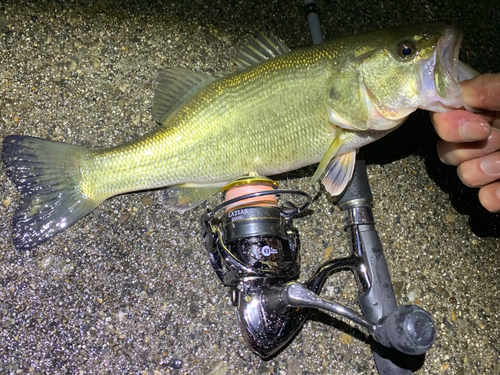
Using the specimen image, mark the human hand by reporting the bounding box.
[431,73,500,213]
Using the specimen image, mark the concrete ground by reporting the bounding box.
[0,0,499,374]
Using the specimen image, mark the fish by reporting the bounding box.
[1,23,478,250]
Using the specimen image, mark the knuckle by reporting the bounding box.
[457,163,478,187]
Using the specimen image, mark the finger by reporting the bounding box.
[457,151,500,187]
[478,182,500,213]
[431,110,491,142]
[477,110,500,129]
[437,128,500,165]
[462,73,500,111]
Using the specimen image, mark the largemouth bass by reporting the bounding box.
[1,24,477,250]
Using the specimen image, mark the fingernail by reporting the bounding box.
[480,154,500,176]
[459,120,491,141]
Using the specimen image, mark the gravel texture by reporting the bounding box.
[1,1,499,374]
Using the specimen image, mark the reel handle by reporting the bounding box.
[284,282,435,356]
[374,305,436,356]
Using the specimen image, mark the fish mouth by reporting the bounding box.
[436,28,462,97]
[420,26,478,112]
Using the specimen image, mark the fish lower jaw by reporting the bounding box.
[418,90,474,113]
[419,63,479,113]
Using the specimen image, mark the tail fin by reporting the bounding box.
[1,136,101,250]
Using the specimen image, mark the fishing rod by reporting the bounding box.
[201,2,435,374]
[303,2,426,373]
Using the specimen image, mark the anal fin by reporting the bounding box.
[321,150,357,196]
[161,182,229,213]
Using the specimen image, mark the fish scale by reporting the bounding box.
[82,53,336,199]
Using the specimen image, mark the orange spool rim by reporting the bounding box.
[222,176,278,194]
[223,177,279,212]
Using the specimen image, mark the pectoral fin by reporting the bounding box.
[162,182,229,212]
[310,128,343,184]
[321,150,356,196]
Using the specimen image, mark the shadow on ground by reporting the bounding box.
[308,310,427,372]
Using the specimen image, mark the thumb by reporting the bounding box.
[462,73,500,111]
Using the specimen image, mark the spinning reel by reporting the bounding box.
[201,164,436,370]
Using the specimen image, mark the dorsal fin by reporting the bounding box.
[234,34,290,70]
[152,68,218,124]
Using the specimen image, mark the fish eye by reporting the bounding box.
[396,41,418,60]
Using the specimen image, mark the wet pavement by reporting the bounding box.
[0,0,499,374]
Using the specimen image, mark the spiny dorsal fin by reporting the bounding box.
[152,68,218,124]
[234,34,290,70]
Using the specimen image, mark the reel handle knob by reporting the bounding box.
[375,305,435,355]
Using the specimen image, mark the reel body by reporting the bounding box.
[202,178,309,357]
